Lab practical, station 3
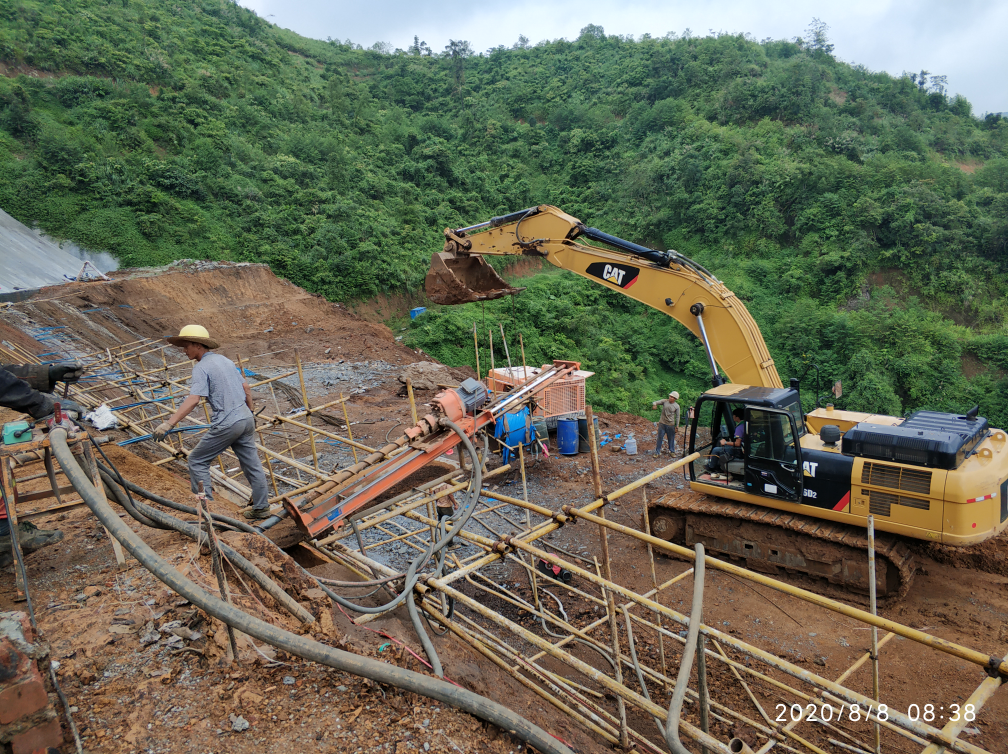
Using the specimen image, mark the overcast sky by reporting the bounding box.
[239,0,1006,116]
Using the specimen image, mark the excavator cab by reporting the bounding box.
[425,251,524,305]
[688,386,804,504]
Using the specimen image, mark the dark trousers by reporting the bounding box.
[655,423,676,453]
[708,445,740,471]
[188,416,269,509]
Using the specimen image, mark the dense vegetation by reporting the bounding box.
[0,1,1006,423]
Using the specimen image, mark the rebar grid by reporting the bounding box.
[0,335,370,507]
[313,447,1002,754]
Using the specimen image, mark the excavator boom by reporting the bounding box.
[426,205,782,389]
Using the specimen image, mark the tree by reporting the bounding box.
[805,18,834,55]
[445,39,473,91]
[410,35,431,56]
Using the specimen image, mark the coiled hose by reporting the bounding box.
[96,460,259,534]
[50,428,570,754]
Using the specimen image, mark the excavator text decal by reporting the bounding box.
[586,262,639,289]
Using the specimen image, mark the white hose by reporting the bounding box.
[665,543,705,754]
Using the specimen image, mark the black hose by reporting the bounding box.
[97,468,314,625]
[86,430,165,530]
[50,428,571,754]
[401,420,482,678]
[96,461,259,534]
[94,464,370,614]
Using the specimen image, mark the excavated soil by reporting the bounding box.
[11,261,424,368]
[2,263,1007,754]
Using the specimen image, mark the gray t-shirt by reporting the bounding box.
[656,399,681,427]
[189,352,253,428]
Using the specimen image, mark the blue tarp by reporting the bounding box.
[494,407,538,464]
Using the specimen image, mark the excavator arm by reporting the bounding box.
[426,205,782,389]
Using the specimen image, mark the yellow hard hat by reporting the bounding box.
[166,324,219,349]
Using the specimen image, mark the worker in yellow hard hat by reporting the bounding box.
[154,325,270,519]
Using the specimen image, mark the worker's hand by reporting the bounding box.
[48,363,85,385]
[153,422,173,442]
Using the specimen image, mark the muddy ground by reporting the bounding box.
[2,263,1007,754]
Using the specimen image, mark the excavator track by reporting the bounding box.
[646,490,916,603]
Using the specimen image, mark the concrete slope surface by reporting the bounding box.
[0,207,100,293]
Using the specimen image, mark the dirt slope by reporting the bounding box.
[16,262,421,367]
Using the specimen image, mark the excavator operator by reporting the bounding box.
[706,406,744,475]
[1,362,86,569]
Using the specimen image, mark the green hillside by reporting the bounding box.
[1,1,1006,423]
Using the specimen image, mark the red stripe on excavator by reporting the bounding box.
[624,275,639,288]
[833,491,850,512]
[966,493,996,503]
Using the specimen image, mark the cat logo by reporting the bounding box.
[585,262,640,289]
[802,461,818,478]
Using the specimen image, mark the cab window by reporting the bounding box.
[748,409,798,463]
[782,400,805,438]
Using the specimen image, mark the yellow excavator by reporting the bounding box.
[426,205,1008,599]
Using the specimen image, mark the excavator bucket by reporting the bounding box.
[424,251,524,305]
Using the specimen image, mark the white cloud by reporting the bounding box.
[240,0,1006,115]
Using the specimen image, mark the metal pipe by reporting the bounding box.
[294,349,319,472]
[501,537,988,754]
[919,649,1008,754]
[561,501,1008,680]
[698,631,710,754]
[473,324,481,382]
[499,324,513,371]
[430,577,732,754]
[340,391,359,464]
[868,515,881,754]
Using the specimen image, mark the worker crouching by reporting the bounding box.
[154,326,270,520]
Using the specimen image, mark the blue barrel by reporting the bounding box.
[409,307,427,319]
[557,418,579,455]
